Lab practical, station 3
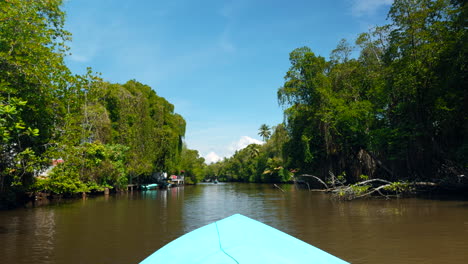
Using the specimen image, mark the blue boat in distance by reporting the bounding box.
[141,183,158,190]
[139,214,349,263]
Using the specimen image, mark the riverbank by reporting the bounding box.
[1,182,195,210]
[2,177,467,211]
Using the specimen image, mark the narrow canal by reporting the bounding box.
[0,183,467,264]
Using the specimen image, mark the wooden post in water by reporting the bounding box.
[104,187,109,195]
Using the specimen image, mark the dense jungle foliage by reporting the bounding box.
[0,0,204,208]
[207,0,467,187]
[1,0,467,208]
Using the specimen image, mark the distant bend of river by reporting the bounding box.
[0,183,467,264]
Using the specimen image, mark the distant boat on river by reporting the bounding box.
[139,214,348,263]
[141,183,158,190]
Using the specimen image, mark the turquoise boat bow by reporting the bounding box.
[140,214,349,263]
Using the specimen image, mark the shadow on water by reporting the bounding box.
[423,194,468,201]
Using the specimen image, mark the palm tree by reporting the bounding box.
[258,124,271,142]
[245,144,260,159]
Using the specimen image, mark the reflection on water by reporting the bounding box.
[0,183,467,264]
[1,208,56,264]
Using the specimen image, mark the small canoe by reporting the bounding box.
[139,214,348,264]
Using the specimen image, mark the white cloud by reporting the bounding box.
[205,152,222,164]
[228,136,264,153]
[198,136,264,164]
[351,0,393,17]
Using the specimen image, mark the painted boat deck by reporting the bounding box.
[139,214,349,264]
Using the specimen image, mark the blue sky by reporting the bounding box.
[63,0,393,163]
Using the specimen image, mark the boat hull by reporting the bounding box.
[139,214,348,264]
[142,184,158,190]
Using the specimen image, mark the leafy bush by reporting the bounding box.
[31,142,129,194]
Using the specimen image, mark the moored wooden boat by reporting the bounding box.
[139,214,348,263]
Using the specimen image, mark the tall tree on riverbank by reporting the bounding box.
[212,0,467,186]
[278,0,467,184]
[97,80,186,178]
[0,1,190,207]
[0,0,72,206]
[178,145,205,183]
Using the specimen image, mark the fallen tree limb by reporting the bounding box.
[352,179,392,186]
[273,184,285,193]
[297,174,329,189]
[304,176,439,200]
[355,185,391,199]
[412,182,438,186]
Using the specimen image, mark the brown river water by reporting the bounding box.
[0,183,467,264]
